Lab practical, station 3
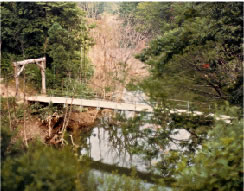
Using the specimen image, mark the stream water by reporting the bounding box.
[79,124,172,190]
[77,91,190,189]
[85,126,157,171]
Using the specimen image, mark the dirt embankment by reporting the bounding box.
[19,108,102,146]
[0,80,24,99]
[16,106,114,147]
[1,79,113,147]
[0,78,38,103]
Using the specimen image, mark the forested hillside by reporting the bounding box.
[119,2,243,107]
[1,2,243,191]
[1,2,94,96]
[1,2,242,106]
[87,13,148,99]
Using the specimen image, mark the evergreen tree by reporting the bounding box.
[136,2,243,106]
[1,2,93,92]
[118,2,243,107]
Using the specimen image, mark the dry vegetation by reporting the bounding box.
[88,14,149,100]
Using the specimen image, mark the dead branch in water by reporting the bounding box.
[69,134,79,148]
[47,116,52,137]
[5,77,12,131]
[23,70,28,148]
[61,97,74,145]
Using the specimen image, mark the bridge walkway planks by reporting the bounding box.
[27,96,153,112]
[26,96,233,123]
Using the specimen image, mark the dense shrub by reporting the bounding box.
[174,117,243,190]
[2,144,84,191]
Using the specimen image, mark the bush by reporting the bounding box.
[174,116,243,190]
[1,124,13,160]
[2,144,84,191]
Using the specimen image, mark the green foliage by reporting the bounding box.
[29,102,63,121]
[0,53,16,79]
[47,78,95,99]
[45,68,60,90]
[79,2,105,19]
[101,108,215,176]
[24,64,42,90]
[48,22,71,74]
[1,124,13,160]
[227,75,243,107]
[0,124,23,163]
[156,151,181,178]
[2,144,84,191]
[0,96,25,121]
[1,2,47,57]
[135,2,172,37]
[118,2,138,25]
[120,2,243,107]
[0,97,26,161]
[86,169,165,191]
[1,2,94,94]
[174,113,243,190]
[2,138,165,191]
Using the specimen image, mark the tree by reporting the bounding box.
[1,2,93,94]
[135,2,243,106]
[79,2,105,19]
[88,13,147,100]
[118,2,138,25]
[1,2,47,57]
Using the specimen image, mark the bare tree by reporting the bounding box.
[88,14,148,100]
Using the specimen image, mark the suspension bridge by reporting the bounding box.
[26,96,233,123]
[9,57,233,123]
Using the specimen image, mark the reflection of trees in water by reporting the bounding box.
[75,109,214,176]
[98,112,165,168]
[74,127,94,157]
[97,109,214,172]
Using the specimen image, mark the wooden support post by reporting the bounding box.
[41,60,46,94]
[13,57,46,96]
[14,65,19,97]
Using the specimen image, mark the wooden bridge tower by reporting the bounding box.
[13,57,46,97]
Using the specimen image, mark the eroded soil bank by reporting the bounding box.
[18,103,112,146]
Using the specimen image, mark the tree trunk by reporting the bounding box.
[14,65,19,97]
[6,79,12,130]
[41,66,46,94]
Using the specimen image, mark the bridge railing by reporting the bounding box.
[167,99,215,114]
[125,94,216,114]
[43,89,215,113]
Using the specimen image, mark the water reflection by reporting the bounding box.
[89,127,153,172]
[88,169,171,191]
[79,110,190,174]
[75,90,214,188]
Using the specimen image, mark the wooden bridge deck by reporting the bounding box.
[26,96,233,122]
[27,96,153,112]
